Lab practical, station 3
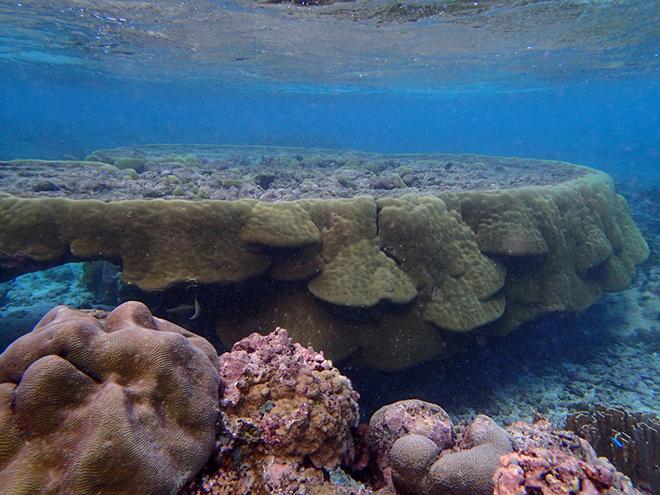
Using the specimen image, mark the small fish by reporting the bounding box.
[610,432,624,448]
[189,298,202,321]
[165,297,201,321]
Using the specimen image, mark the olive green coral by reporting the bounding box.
[240,201,321,249]
[0,154,649,371]
[378,196,506,331]
[113,156,148,172]
[308,239,417,308]
[448,173,649,333]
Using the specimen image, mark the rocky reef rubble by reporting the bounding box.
[182,327,362,494]
[0,302,649,494]
[0,146,587,202]
[364,402,642,495]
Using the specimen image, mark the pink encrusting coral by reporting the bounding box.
[183,328,362,494]
[494,448,639,495]
[494,419,642,495]
[219,327,360,467]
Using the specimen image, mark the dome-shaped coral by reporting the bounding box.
[390,434,440,494]
[367,399,453,486]
[0,301,220,495]
[390,414,512,495]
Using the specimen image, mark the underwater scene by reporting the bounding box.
[0,1,658,494]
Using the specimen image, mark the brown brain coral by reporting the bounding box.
[0,301,220,495]
[367,399,454,486]
[185,328,360,494]
[389,434,441,494]
[390,414,512,495]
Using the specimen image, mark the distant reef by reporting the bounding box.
[0,145,649,370]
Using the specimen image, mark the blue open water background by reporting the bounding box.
[1,69,658,183]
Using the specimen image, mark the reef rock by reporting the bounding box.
[507,417,598,459]
[0,301,220,495]
[494,448,639,495]
[495,418,642,495]
[183,328,361,495]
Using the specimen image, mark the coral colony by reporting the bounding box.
[0,146,648,370]
[0,303,648,494]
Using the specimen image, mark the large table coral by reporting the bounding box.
[0,145,649,369]
[0,301,220,495]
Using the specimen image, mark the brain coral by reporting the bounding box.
[187,328,360,494]
[391,414,512,495]
[0,301,220,495]
[367,399,453,486]
[389,435,441,494]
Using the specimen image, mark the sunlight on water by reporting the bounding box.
[0,0,657,91]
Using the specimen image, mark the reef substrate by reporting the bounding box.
[0,145,649,370]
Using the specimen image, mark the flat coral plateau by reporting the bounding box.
[1,144,584,201]
[0,145,649,370]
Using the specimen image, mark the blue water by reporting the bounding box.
[1,67,658,182]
